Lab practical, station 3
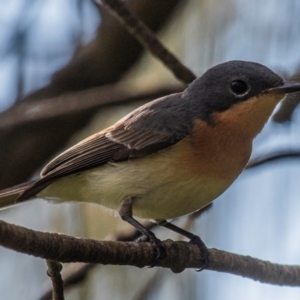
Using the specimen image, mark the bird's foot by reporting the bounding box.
[145,231,166,267]
[119,197,166,267]
[189,235,210,271]
[136,233,166,266]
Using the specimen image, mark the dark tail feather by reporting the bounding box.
[0,181,36,209]
[16,177,54,202]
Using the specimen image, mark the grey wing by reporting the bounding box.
[18,93,192,200]
[42,92,192,178]
[40,131,125,177]
[106,93,192,153]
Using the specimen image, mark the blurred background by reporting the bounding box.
[1,0,300,299]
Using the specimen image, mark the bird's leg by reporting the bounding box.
[118,196,166,265]
[158,220,210,269]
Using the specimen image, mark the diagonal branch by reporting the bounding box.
[25,0,183,101]
[97,0,196,84]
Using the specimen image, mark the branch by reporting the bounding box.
[98,0,196,84]
[40,264,96,300]
[46,261,65,300]
[39,222,155,300]
[39,212,211,299]
[1,84,183,130]
[272,68,300,123]
[0,219,300,286]
[247,150,300,169]
[272,95,300,123]
[24,0,182,101]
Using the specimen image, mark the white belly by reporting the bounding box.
[40,149,235,220]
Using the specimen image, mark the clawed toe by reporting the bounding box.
[190,235,210,271]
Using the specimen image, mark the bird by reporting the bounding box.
[1,60,300,263]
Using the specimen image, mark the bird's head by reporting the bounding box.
[184,60,300,136]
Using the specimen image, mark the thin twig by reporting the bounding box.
[40,264,96,300]
[0,219,300,286]
[247,150,300,169]
[97,0,196,84]
[46,260,65,300]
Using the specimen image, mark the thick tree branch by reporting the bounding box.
[0,219,300,286]
[39,212,210,299]
[39,222,155,300]
[98,0,196,84]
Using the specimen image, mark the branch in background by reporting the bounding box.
[131,270,164,300]
[98,0,196,84]
[0,0,183,189]
[0,0,195,187]
[46,261,65,300]
[0,83,183,189]
[25,0,182,101]
[0,219,300,286]
[247,150,300,169]
[272,94,300,123]
[40,264,95,300]
[1,84,183,130]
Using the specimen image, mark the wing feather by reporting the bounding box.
[18,93,193,201]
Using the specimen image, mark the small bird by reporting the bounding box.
[1,60,300,262]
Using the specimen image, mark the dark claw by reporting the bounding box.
[147,232,166,267]
[190,235,210,271]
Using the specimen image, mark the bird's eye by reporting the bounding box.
[230,80,249,96]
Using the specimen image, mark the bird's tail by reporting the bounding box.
[0,181,35,209]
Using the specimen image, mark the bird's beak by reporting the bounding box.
[268,81,300,94]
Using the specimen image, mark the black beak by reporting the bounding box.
[269,81,300,94]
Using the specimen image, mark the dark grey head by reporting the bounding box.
[183,60,300,121]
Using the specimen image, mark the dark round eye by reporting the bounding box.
[230,80,249,96]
